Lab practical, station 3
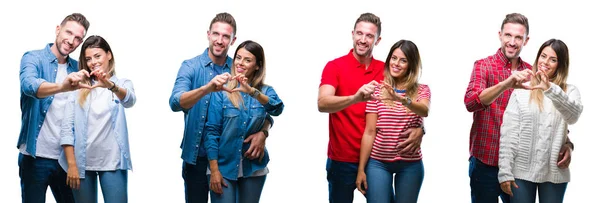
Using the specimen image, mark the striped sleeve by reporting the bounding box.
[417,84,431,102]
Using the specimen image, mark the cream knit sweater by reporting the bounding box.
[498,83,583,184]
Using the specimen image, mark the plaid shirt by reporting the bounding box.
[464,48,531,166]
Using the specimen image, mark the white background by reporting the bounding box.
[1,0,598,202]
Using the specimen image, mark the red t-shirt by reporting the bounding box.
[319,49,385,163]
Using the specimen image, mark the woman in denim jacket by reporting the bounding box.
[204,40,284,203]
[59,35,136,203]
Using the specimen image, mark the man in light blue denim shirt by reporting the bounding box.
[17,13,90,203]
[169,12,273,203]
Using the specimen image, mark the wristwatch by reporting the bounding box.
[403,97,412,106]
[261,129,269,138]
[251,88,261,98]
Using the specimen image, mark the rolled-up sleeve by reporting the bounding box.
[119,78,136,108]
[204,92,224,161]
[20,52,46,98]
[262,86,284,116]
[169,61,194,112]
[464,60,488,112]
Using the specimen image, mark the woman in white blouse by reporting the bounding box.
[498,39,583,203]
[59,35,136,203]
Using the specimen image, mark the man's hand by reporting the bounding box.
[353,80,379,102]
[557,143,572,169]
[61,70,92,91]
[244,131,267,162]
[504,69,534,89]
[208,72,232,93]
[396,127,424,154]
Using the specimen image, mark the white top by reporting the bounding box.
[21,63,69,159]
[498,83,583,184]
[85,85,120,170]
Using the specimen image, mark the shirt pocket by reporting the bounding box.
[223,105,241,118]
[249,104,266,118]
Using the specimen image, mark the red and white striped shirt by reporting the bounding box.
[366,84,431,162]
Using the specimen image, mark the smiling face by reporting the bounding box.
[54,21,86,56]
[233,47,257,77]
[499,23,529,60]
[537,46,558,77]
[389,47,409,79]
[85,47,113,76]
[352,21,381,57]
[207,22,236,60]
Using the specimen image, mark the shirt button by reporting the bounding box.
[38,125,41,127]
[54,69,57,72]
[196,145,199,148]
[206,101,208,104]
[202,116,205,118]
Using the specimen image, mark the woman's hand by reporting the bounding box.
[231,74,253,94]
[355,171,368,195]
[90,68,113,89]
[500,180,519,197]
[379,81,408,104]
[531,68,551,91]
[66,165,80,190]
[209,170,228,194]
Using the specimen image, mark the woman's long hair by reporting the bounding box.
[530,39,569,110]
[226,40,266,108]
[381,40,422,109]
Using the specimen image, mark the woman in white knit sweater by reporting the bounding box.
[498,39,583,203]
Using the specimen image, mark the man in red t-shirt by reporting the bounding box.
[464,13,574,203]
[318,13,424,203]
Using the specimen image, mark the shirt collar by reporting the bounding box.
[43,43,74,66]
[200,48,232,69]
[346,49,373,69]
[494,48,527,71]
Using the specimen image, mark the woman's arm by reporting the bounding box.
[544,84,583,125]
[498,91,521,184]
[356,113,377,195]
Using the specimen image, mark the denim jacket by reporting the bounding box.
[204,85,284,180]
[58,76,136,178]
[18,43,79,157]
[169,48,233,164]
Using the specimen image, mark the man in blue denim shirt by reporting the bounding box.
[18,13,91,203]
[169,12,272,203]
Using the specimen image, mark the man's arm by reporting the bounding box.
[317,85,358,113]
[169,61,230,112]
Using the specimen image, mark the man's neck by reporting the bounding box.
[208,52,226,66]
[509,58,520,71]
[352,51,373,69]
[50,44,68,64]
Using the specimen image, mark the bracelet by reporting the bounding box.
[108,82,119,92]
[251,88,261,98]
[261,129,269,138]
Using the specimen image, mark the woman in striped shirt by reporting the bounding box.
[356,40,431,203]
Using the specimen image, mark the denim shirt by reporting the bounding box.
[204,85,284,180]
[58,76,136,178]
[169,48,233,164]
[18,43,79,157]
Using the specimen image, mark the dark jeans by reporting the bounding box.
[18,153,74,203]
[469,156,510,203]
[511,179,567,203]
[183,156,210,203]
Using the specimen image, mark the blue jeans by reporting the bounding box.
[208,175,267,203]
[183,156,210,203]
[72,170,128,203]
[18,153,75,203]
[326,158,362,203]
[511,179,567,203]
[469,156,510,203]
[366,158,424,203]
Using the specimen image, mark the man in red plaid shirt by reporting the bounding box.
[464,13,574,203]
